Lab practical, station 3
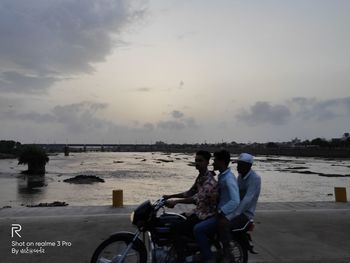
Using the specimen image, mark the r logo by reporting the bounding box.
[11,224,22,238]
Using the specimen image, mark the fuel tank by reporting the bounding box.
[152,212,187,245]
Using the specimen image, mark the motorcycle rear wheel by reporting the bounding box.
[230,240,248,263]
[90,233,147,263]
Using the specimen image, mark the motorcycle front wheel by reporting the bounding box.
[90,233,147,263]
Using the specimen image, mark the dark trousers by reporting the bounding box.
[179,213,202,236]
[174,214,202,261]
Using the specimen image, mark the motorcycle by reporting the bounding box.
[90,198,256,263]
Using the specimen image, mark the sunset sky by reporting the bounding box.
[0,0,349,144]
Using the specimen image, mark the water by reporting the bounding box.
[0,152,349,207]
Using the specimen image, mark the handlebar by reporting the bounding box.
[152,197,167,211]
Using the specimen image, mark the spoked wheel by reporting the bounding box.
[229,240,248,263]
[90,233,147,263]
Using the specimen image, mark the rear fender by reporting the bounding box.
[233,232,249,247]
[232,232,254,252]
[233,232,257,254]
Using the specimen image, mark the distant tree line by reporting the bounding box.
[1,132,350,155]
[291,133,349,148]
[0,140,21,154]
[0,140,49,174]
[297,137,350,148]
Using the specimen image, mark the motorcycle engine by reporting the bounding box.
[153,246,177,263]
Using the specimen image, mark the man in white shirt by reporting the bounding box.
[218,153,261,262]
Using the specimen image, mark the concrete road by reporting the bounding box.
[1,202,350,263]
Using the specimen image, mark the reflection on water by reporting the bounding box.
[0,152,349,206]
[17,175,47,205]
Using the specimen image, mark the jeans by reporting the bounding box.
[193,216,218,262]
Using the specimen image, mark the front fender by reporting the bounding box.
[109,231,136,239]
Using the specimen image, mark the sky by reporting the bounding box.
[0,0,349,144]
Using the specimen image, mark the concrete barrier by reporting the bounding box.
[335,187,347,202]
[113,189,123,207]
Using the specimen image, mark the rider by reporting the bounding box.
[193,150,240,263]
[218,153,261,262]
[163,150,218,235]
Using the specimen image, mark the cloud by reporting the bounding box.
[3,111,54,123]
[184,117,198,128]
[217,121,228,129]
[176,31,197,40]
[290,97,350,121]
[0,71,60,94]
[1,102,199,136]
[0,101,111,133]
[236,101,291,125]
[236,97,350,126]
[171,110,184,118]
[143,122,155,131]
[52,102,110,133]
[178,80,184,89]
[0,95,24,111]
[157,120,186,130]
[0,0,146,93]
[135,87,153,92]
[157,110,198,130]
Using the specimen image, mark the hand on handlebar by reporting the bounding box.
[165,200,176,208]
[162,195,171,200]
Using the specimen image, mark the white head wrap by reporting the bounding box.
[238,153,254,164]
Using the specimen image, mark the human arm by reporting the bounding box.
[229,175,261,220]
[163,177,198,200]
[165,196,196,208]
[219,175,240,219]
[163,192,189,200]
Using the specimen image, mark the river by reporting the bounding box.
[0,152,349,207]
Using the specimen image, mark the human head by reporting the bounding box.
[237,153,253,175]
[195,150,211,171]
[213,150,231,171]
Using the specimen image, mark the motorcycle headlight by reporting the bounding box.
[130,212,135,223]
[131,200,152,227]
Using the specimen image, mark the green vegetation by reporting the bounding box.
[18,145,49,175]
[0,140,21,154]
[296,134,350,148]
